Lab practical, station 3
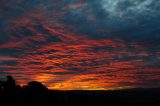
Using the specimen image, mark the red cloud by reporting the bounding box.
[1,2,159,90]
[63,2,88,10]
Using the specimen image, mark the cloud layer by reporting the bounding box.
[0,0,160,90]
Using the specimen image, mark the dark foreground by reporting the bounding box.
[0,88,160,106]
[0,76,160,106]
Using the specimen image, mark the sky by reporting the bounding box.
[0,0,160,90]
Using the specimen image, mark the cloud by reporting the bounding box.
[101,0,156,17]
[0,56,18,61]
[63,2,88,10]
[0,0,160,90]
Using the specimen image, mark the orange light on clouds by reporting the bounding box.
[1,5,159,90]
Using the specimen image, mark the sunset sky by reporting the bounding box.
[0,0,160,90]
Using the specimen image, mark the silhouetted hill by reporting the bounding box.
[0,76,160,106]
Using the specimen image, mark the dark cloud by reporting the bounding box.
[27,62,44,65]
[0,60,19,66]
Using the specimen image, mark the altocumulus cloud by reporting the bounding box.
[0,0,160,90]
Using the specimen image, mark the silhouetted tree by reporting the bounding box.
[26,81,47,94]
[3,76,16,94]
[0,76,49,97]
